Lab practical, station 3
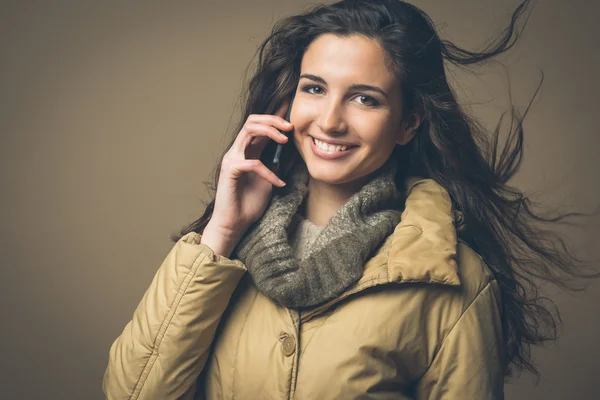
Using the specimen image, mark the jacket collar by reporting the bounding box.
[383,176,463,286]
[297,176,464,322]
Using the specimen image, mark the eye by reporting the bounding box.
[303,85,324,95]
[301,85,379,107]
[354,95,379,107]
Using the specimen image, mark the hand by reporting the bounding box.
[208,100,293,238]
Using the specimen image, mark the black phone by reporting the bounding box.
[264,95,294,176]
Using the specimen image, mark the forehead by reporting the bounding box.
[300,34,397,90]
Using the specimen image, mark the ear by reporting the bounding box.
[395,112,422,146]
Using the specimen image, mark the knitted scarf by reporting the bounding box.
[231,156,404,309]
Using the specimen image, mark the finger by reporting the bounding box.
[247,113,293,133]
[233,123,288,156]
[230,159,286,187]
[246,123,289,146]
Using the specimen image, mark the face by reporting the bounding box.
[290,33,419,190]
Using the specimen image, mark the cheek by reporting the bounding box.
[350,118,393,146]
[289,102,314,132]
[291,124,309,152]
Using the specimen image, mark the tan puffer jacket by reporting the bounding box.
[102,178,505,399]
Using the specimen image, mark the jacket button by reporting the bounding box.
[281,335,296,357]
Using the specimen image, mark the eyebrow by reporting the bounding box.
[299,74,389,99]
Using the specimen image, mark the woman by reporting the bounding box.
[102,0,599,398]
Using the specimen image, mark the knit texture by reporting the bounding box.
[232,155,404,309]
[289,214,326,261]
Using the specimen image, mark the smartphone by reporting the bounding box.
[265,95,294,176]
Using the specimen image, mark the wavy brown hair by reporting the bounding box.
[171,0,600,382]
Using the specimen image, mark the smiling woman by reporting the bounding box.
[291,34,420,224]
[102,1,600,399]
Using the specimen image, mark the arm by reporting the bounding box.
[415,280,505,400]
[102,232,246,400]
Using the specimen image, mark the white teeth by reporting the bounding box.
[314,138,350,152]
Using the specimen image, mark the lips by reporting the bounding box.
[309,135,359,160]
[310,136,358,148]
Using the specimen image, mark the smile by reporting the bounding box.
[310,136,359,160]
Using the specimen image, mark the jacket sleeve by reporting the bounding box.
[102,232,247,400]
[415,280,505,400]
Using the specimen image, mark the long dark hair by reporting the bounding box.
[171,0,599,381]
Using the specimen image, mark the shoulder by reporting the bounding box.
[446,239,502,320]
[414,243,506,397]
[404,239,501,332]
[456,239,497,295]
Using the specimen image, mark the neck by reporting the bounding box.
[303,170,379,227]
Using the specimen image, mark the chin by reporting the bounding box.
[305,162,354,185]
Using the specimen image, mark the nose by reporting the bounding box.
[316,97,348,134]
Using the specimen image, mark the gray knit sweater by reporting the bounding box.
[289,214,325,261]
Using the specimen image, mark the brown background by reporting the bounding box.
[1,0,598,398]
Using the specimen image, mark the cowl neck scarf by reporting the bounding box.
[231,156,405,309]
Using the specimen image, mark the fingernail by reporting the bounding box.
[284,121,292,126]
[279,179,286,186]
